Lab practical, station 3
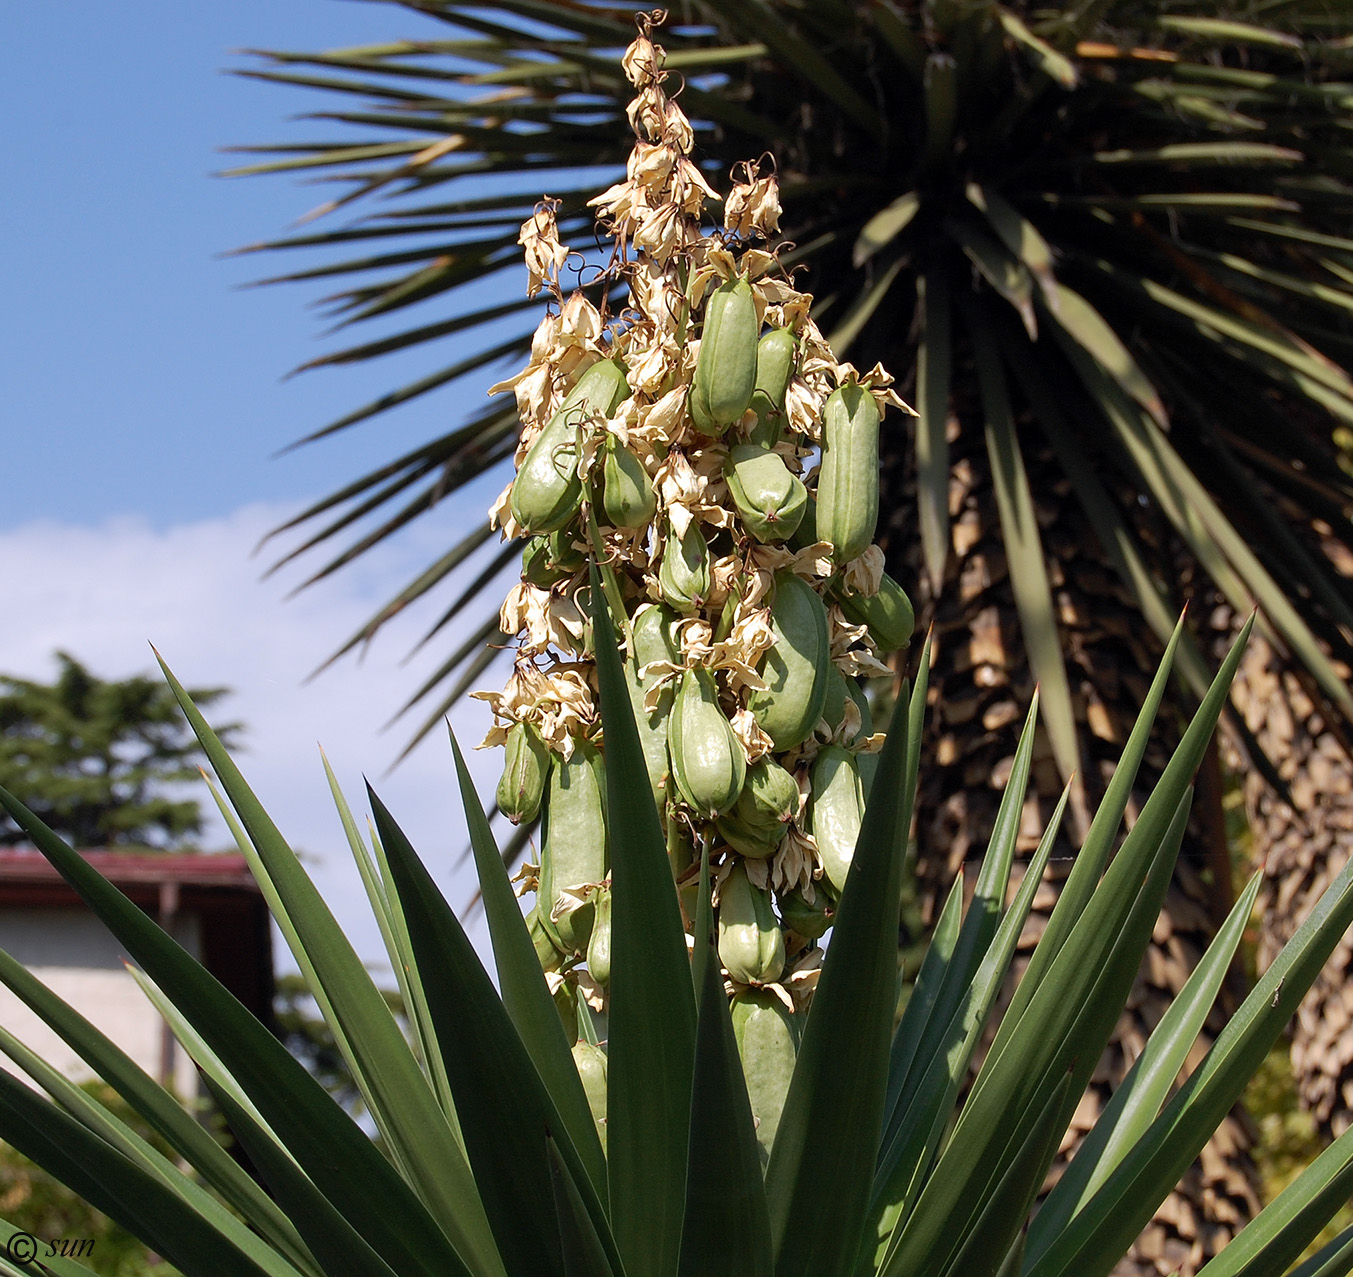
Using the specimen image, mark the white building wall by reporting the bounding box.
[0,906,201,1100]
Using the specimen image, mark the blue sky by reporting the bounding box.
[2,2,544,966]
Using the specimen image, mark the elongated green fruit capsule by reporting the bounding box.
[669,667,746,818]
[835,572,915,655]
[816,382,881,563]
[625,602,679,812]
[658,519,712,612]
[601,438,656,529]
[497,720,550,825]
[810,744,866,896]
[717,755,799,856]
[586,885,612,986]
[731,989,798,1167]
[725,444,807,543]
[571,1041,608,1151]
[689,277,758,435]
[718,861,786,985]
[539,741,608,952]
[510,358,629,534]
[820,663,848,735]
[746,571,831,751]
[747,328,798,447]
[756,328,797,410]
[777,886,834,940]
[526,905,565,972]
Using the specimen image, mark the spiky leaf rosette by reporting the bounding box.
[235,1,1353,765]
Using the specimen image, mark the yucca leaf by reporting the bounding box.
[0,947,309,1268]
[0,1065,285,1277]
[1026,805,1353,1276]
[1290,1223,1353,1277]
[765,665,923,1277]
[970,308,1079,789]
[880,787,1192,1277]
[677,860,773,1277]
[1041,282,1166,424]
[449,728,607,1199]
[853,192,919,268]
[882,869,963,1131]
[947,217,1037,338]
[370,785,620,1277]
[1028,868,1266,1257]
[161,661,502,1256]
[546,1138,616,1277]
[1154,16,1304,49]
[0,780,474,1277]
[870,779,1067,1264]
[1192,1122,1353,1276]
[998,9,1078,87]
[965,183,1056,300]
[887,694,1040,1127]
[936,1071,1074,1277]
[884,617,1251,1274]
[1007,348,1215,702]
[0,1218,96,1277]
[589,568,697,1277]
[916,272,952,594]
[0,1021,310,1277]
[202,1077,405,1277]
[317,756,456,1118]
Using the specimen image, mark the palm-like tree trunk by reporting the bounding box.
[883,422,1260,1275]
[1232,619,1353,1140]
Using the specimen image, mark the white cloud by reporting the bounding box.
[0,504,519,974]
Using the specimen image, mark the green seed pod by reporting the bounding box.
[810,744,866,896]
[554,977,579,1047]
[601,437,657,529]
[835,572,916,655]
[747,328,798,447]
[816,382,881,564]
[718,861,786,985]
[777,886,834,939]
[496,721,550,825]
[717,753,798,855]
[669,667,747,818]
[548,526,587,575]
[658,520,712,612]
[715,808,782,859]
[587,885,612,987]
[756,328,798,411]
[731,989,798,1167]
[689,277,758,435]
[746,572,831,751]
[847,678,874,738]
[725,444,807,543]
[521,536,566,589]
[526,905,565,973]
[539,741,608,953]
[820,663,848,735]
[510,358,630,534]
[625,602,681,812]
[571,1040,608,1151]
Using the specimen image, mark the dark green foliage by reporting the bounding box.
[233,2,1353,759]
[0,653,234,849]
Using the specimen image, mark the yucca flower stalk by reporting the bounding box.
[475,18,913,1042]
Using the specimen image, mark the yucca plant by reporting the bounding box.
[2,561,1353,1277]
[231,9,1353,1203]
[1,25,1352,1271]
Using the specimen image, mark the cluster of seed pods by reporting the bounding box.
[477,14,914,1043]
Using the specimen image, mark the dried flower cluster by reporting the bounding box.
[477,11,914,1021]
